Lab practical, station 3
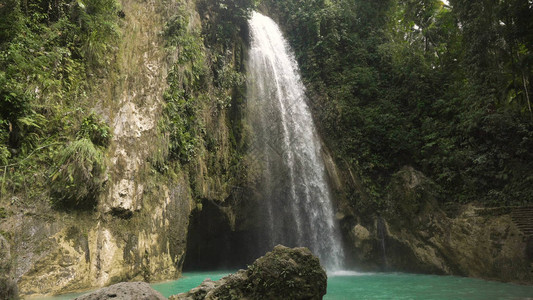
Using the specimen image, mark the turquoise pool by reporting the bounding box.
[33,270,533,299]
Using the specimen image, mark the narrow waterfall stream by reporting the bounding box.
[246,12,345,270]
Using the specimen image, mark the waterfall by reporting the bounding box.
[246,12,344,270]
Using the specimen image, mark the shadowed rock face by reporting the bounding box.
[75,282,165,300]
[340,166,533,284]
[171,245,327,300]
[0,235,18,300]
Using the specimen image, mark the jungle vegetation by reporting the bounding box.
[1,0,531,213]
[263,0,533,213]
[0,0,117,207]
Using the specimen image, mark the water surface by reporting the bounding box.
[33,271,533,299]
[325,271,533,299]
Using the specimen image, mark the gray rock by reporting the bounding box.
[75,282,166,300]
[170,245,327,300]
[0,234,19,300]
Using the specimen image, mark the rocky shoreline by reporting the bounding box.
[70,246,327,300]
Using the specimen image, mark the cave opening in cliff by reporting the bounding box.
[182,196,260,271]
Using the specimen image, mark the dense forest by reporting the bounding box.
[263,0,533,213]
[2,0,531,214]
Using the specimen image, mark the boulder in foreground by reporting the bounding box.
[75,282,166,300]
[170,245,327,300]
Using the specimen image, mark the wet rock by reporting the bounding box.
[352,224,370,246]
[170,245,327,300]
[75,282,165,300]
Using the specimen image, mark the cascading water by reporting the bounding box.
[246,12,344,270]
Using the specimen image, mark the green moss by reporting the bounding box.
[159,2,253,204]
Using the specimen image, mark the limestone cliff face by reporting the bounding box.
[0,0,245,296]
[333,165,533,284]
[8,0,190,296]
[0,234,18,299]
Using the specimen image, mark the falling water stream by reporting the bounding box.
[246,12,344,270]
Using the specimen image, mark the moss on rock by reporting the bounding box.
[171,245,327,300]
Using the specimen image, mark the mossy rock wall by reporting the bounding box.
[338,166,533,284]
[0,0,252,296]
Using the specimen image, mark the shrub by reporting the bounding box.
[77,113,112,147]
[50,138,106,209]
[0,145,9,166]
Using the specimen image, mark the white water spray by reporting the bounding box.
[246,12,345,270]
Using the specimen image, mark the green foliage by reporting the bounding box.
[0,146,9,166]
[266,0,533,210]
[197,0,258,43]
[163,8,191,48]
[161,2,250,168]
[77,113,112,147]
[163,9,207,164]
[450,0,532,113]
[0,0,119,205]
[164,87,202,163]
[73,0,120,68]
[50,138,106,209]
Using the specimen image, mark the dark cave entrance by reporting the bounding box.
[182,198,260,271]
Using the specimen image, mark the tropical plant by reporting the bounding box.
[50,138,106,209]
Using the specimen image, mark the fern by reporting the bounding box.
[50,138,106,209]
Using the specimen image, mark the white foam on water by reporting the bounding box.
[328,270,371,277]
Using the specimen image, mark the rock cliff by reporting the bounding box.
[0,0,248,296]
[335,166,533,283]
[0,234,18,300]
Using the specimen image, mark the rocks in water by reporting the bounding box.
[170,245,327,300]
[75,282,166,300]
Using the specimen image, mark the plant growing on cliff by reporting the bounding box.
[0,0,120,203]
[197,0,259,43]
[50,138,106,209]
[77,113,112,147]
[159,0,255,211]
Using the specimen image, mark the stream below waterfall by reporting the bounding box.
[34,271,533,299]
